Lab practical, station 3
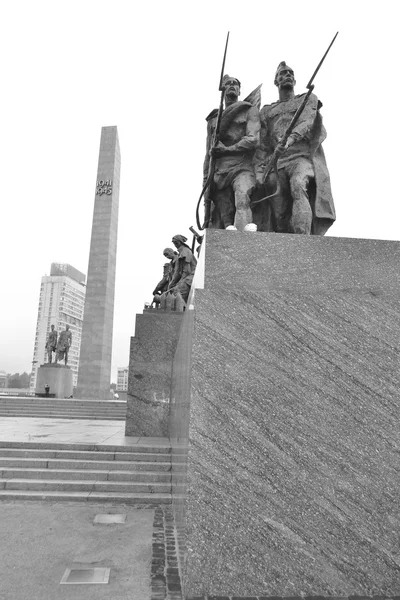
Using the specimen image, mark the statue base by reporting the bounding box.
[126,309,183,436]
[35,364,73,399]
[170,230,400,597]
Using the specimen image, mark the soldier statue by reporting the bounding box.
[254,61,335,235]
[152,248,178,296]
[56,324,72,365]
[203,75,261,231]
[45,325,57,364]
[169,235,197,304]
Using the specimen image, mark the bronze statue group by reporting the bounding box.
[45,324,72,365]
[154,42,339,308]
[203,61,335,236]
[152,235,198,309]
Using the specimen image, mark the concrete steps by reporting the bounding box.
[0,397,126,420]
[0,442,171,504]
[0,448,171,461]
[0,414,126,420]
[0,490,170,503]
[0,468,170,482]
[0,479,170,493]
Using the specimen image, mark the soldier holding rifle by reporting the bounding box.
[255,58,336,235]
[203,74,261,232]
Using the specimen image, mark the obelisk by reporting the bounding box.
[76,126,120,399]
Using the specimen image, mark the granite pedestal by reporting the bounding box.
[125,309,183,437]
[36,364,73,398]
[169,230,400,597]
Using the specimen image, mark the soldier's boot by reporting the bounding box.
[292,207,312,235]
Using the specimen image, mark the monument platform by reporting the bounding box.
[35,364,73,398]
[169,230,400,597]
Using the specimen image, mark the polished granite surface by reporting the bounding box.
[170,230,400,597]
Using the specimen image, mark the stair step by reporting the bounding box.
[0,408,125,413]
[0,400,125,404]
[0,468,171,482]
[0,411,126,415]
[0,414,125,420]
[0,409,126,413]
[0,400,126,405]
[0,449,171,461]
[0,441,171,453]
[0,458,171,471]
[0,489,171,504]
[1,479,171,493]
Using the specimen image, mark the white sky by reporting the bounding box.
[1,0,399,382]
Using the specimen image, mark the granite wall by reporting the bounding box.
[126,310,183,437]
[169,229,400,597]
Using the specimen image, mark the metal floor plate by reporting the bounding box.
[94,513,127,524]
[60,567,110,584]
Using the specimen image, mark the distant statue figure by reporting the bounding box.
[152,248,178,296]
[57,324,72,365]
[169,235,197,304]
[45,325,58,364]
[151,293,161,309]
[254,62,335,235]
[204,75,261,231]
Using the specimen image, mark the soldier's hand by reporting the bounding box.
[210,142,227,157]
[274,143,286,157]
[285,135,296,149]
[275,135,296,158]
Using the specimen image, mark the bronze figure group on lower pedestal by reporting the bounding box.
[152,235,198,310]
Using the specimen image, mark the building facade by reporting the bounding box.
[117,367,129,392]
[30,263,86,390]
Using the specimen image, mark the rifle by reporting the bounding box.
[252,32,338,207]
[196,32,230,230]
[189,226,204,253]
[189,226,203,245]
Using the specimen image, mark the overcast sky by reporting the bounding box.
[1,0,398,382]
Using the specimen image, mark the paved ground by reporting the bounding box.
[0,500,154,600]
[0,416,169,447]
